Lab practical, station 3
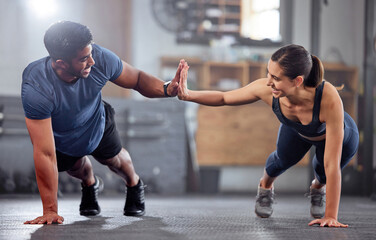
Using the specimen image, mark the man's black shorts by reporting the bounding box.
[56,101,123,172]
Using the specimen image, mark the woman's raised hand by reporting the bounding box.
[177,62,190,100]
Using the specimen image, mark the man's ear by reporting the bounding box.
[295,76,304,87]
[55,59,69,70]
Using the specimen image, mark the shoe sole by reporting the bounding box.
[255,211,272,218]
[311,213,324,219]
[80,210,101,216]
[124,210,145,217]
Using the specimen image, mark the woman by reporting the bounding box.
[178,44,359,228]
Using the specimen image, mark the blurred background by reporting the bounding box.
[0,0,375,199]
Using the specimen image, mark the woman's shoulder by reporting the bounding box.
[249,78,270,89]
[250,78,273,104]
[322,81,342,99]
[320,80,344,117]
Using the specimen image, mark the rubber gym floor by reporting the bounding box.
[0,193,375,240]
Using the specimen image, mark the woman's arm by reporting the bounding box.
[309,82,347,228]
[178,63,272,106]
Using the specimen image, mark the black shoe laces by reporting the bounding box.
[81,184,99,207]
[126,183,145,205]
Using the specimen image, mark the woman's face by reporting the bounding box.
[266,60,296,98]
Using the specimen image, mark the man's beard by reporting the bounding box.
[66,66,86,79]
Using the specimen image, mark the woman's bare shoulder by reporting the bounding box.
[251,78,273,105]
[321,81,344,120]
[322,81,342,101]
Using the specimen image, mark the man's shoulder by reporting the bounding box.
[22,57,55,101]
[92,44,120,62]
[91,44,122,81]
[23,57,50,82]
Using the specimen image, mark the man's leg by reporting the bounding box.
[94,148,145,216]
[66,156,95,186]
[90,101,145,216]
[65,156,103,216]
[95,148,139,187]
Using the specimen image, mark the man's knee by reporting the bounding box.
[67,156,92,175]
[97,148,132,167]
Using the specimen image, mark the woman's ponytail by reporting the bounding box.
[304,55,324,88]
[271,45,325,88]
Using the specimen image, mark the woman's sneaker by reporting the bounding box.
[79,176,104,216]
[124,179,146,216]
[309,187,326,218]
[255,185,274,218]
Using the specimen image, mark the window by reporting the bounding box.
[241,0,281,42]
[151,0,292,46]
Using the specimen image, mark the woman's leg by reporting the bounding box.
[259,170,276,189]
[261,124,312,188]
[255,124,312,218]
[312,113,359,185]
[309,113,359,218]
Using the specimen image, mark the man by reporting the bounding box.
[21,21,183,224]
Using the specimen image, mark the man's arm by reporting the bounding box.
[112,60,184,98]
[24,117,63,224]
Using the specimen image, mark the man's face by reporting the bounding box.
[65,44,95,79]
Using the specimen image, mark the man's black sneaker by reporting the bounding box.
[124,179,145,216]
[79,176,104,216]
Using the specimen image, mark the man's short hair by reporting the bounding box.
[44,21,93,61]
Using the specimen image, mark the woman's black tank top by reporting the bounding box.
[272,81,326,137]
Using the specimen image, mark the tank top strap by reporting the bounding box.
[312,81,325,122]
[272,96,278,111]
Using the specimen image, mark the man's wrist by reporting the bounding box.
[163,81,172,97]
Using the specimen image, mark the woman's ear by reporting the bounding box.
[294,76,304,87]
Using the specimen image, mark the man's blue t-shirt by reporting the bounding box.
[21,44,123,157]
